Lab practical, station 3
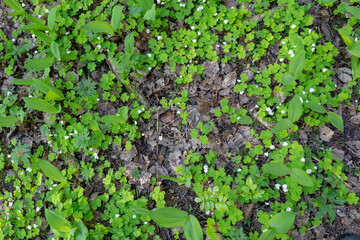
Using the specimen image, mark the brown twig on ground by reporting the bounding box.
[247,111,272,129]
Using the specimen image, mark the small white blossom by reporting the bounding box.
[146,29,150,34]
[286,207,291,212]
[21,3,25,7]
[36,207,41,212]
[266,107,271,112]
[157,35,163,40]
[312,43,316,47]
[64,136,69,140]
[264,152,269,157]
[239,91,244,95]
[281,110,285,114]
[191,26,195,30]
[93,153,99,160]
[66,51,71,54]
[288,50,293,55]
[158,136,163,141]
[282,142,288,147]
[33,224,37,228]
[303,91,306,95]
[31,34,36,38]
[255,105,259,108]
[96,44,101,49]
[192,39,197,43]
[282,184,288,189]
[132,215,136,219]
[9,202,13,207]
[7,154,11,158]
[293,45,297,48]
[197,31,201,36]
[300,158,305,162]
[291,24,296,29]
[223,19,228,24]
[115,214,120,218]
[279,58,284,62]
[314,166,317,170]
[26,168,32,172]
[306,169,312,174]
[290,53,295,57]
[322,68,328,72]
[203,164,208,174]
[134,121,137,125]
[37,14,41,18]
[263,229,268,233]
[214,12,218,16]
[66,32,70,35]
[269,145,275,150]
[237,168,242,172]
[197,6,203,11]
[27,225,32,230]
[309,29,312,33]
[148,53,152,57]
[138,110,142,114]
[144,221,148,224]
[311,48,315,52]
[12,38,15,42]
[309,88,315,93]
[299,97,303,103]
[45,8,49,13]
[184,44,188,48]
[282,41,286,44]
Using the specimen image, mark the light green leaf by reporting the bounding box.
[327,111,344,133]
[75,221,88,240]
[83,21,115,34]
[24,58,55,71]
[263,162,290,177]
[0,116,20,128]
[0,194,7,200]
[45,181,70,201]
[159,175,186,185]
[45,209,71,233]
[282,72,296,84]
[144,4,156,21]
[259,228,277,240]
[48,7,57,31]
[23,97,58,113]
[0,29,7,41]
[33,31,52,46]
[351,56,359,79]
[51,41,61,61]
[0,217,6,229]
[38,159,66,182]
[349,42,360,58]
[347,6,360,20]
[239,115,253,125]
[125,32,135,55]
[305,102,326,114]
[116,54,131,70]
[184,215,203,240]
[44,90,63,102]
[4,0,24,13]
[19,24,49,31]
[271,118,293,134]
[289,52,305,77]
[99,115,127,124]
[111,5,124,31]
[125,141,132,150]
[11,78,34,85]
[290,168,314,187]
[151,207,188,228]
[26,14,44,26]
[338,28,355,49]
[269,212,296,234]
[137,0,153,10]
[288,95,303,122]
[133,208,152,216]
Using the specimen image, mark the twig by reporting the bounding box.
[247,111,272,129]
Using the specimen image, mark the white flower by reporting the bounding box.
[93,153,99,160]
[291,54,295,57]
[148,67,152,71]
[36,207,41,212]
[144,221,148,224]
[275,183,281,190]
[264,152,269,157]
[12,38,15,42]
[281,110,285,114]
[322,68,328,72]
[214,12,218,16]
[146,29,150,34]
[37,14,41,18]
[205,210,210,215]
[138,110,142,114]
[309,29,312,33]
[223,19,228,24]
[66,32,69,35]
[306,169,312,174]
[177,110,180,114]
[203,164,208,173]
[291,24,296,29]
[9,202,13,207]
[300,158,305,162]
[286,207,291,212]
[49,187,52,190]
[7,154,11,158]
[34,51,38,54]
[45,8,49,13]
[237,168,242,172]
[184,44,188,48]
[314,166,317,170]
[158,136,163,141]
[21,3,25,7]
[309,88,315,93]
[197,31,201,36]
[157,35,163,40]
[312,43,316,47]
[282,142,288,147]
[26,168,32,172]
[115,214,120,218]
[279,58,284,62]
[282,41,286,44]
[134,121,137,125]
[192,39,197,43]
[66,51,71,54]
[255,105,259,108]
[293,45,297,48]
[299,97,303,103]
[64,136,69,139]
[263,229,268,233]
[197,6,203,11]
[96,44,101,49]
[97,36,101,40]
[269,145,275,150]
[132,215,136,219]
[282,184,288,189]
[303,91,306,95]
[311,48,315,52]
[148,53,152,57]
[27,225,32,230]
[288,50,293,55]
[239,91,244,95]
[31,34,36,38]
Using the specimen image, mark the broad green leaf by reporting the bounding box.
[137,0,153,10]
[26,14,45,26]
[271,118,293,134]
[45,181,70,201]
[327,112,344,133]
[33,30,52,46]
[263,162,290,177]
[282,72,296,84]
[38,159,66,182]
[239,115,253,125]
[347,6,360,20]
[0,217,6,229]
[83,21,115,34]
[0,29,7,41]
[89,120,101,131]
[151,207,188,228]
[111,5,124,31]
[48,7,57,31]
[133,208,152,216]
[99,115,126,124]
[19,24,49,31]
[32,79,64,99]
[269,212,296,234]
[349,42,360,58]
[45,90,62,102]
[11,78,34,85]
[51,41,61,61]
[305,102,326,114]
[144,4,156,21]
[75,221,89,240]
[290,168,314,187]
[159,175,186,185]
[23,97,58,113]
[24,58,55,71]
[288,95,303,122]
[259,228,277,240]
[351,56,359,79]
[184,215,203,240]
[289,52,305,77]
[125,32,135,55]
[0,194,6,200]
[45,209,71,233]
[116,54,131,70]
[338,28,355,49]
[0,116,20,128]
[4,0,24,12]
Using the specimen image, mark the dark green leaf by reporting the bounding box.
[0,116,20,128]
[33,31,52,46]
[83,21,115,34]
[38,159,66,182]
[0,29,7,41]
[4,0,24,13]
[137,0,153,10]
[26,14,45,26]
[184,215,203,240]
[338,28,355,49]
[116,54,131,70]
[347,6,360,20]
[11,78,34,85]
[351,56,359,78]
[51,41,61,61]
[305,102,326,114]
[290,168,314,187]
[48,7,57,31]
[32,79,64,99]
[99,114,127,124]
[144,4,156,21]
[133,208,152,216]
[349,42,360,58]
[19,24,49,31]
[269,212,296,234]
[289,52,305,77]
[111,5,124,31]
[23,97,58,113]
[327,111,344,133]
[151,207,188,228]
[271,118,293,134]
[45,209,71,233]
[125,32,134,55]
[282,72,296,84]
[239,115,253,125]
[24,58,55,71]
[263,162,290,177]
[288,95,303,122]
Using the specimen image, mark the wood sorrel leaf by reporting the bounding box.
[269,212,296,234]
